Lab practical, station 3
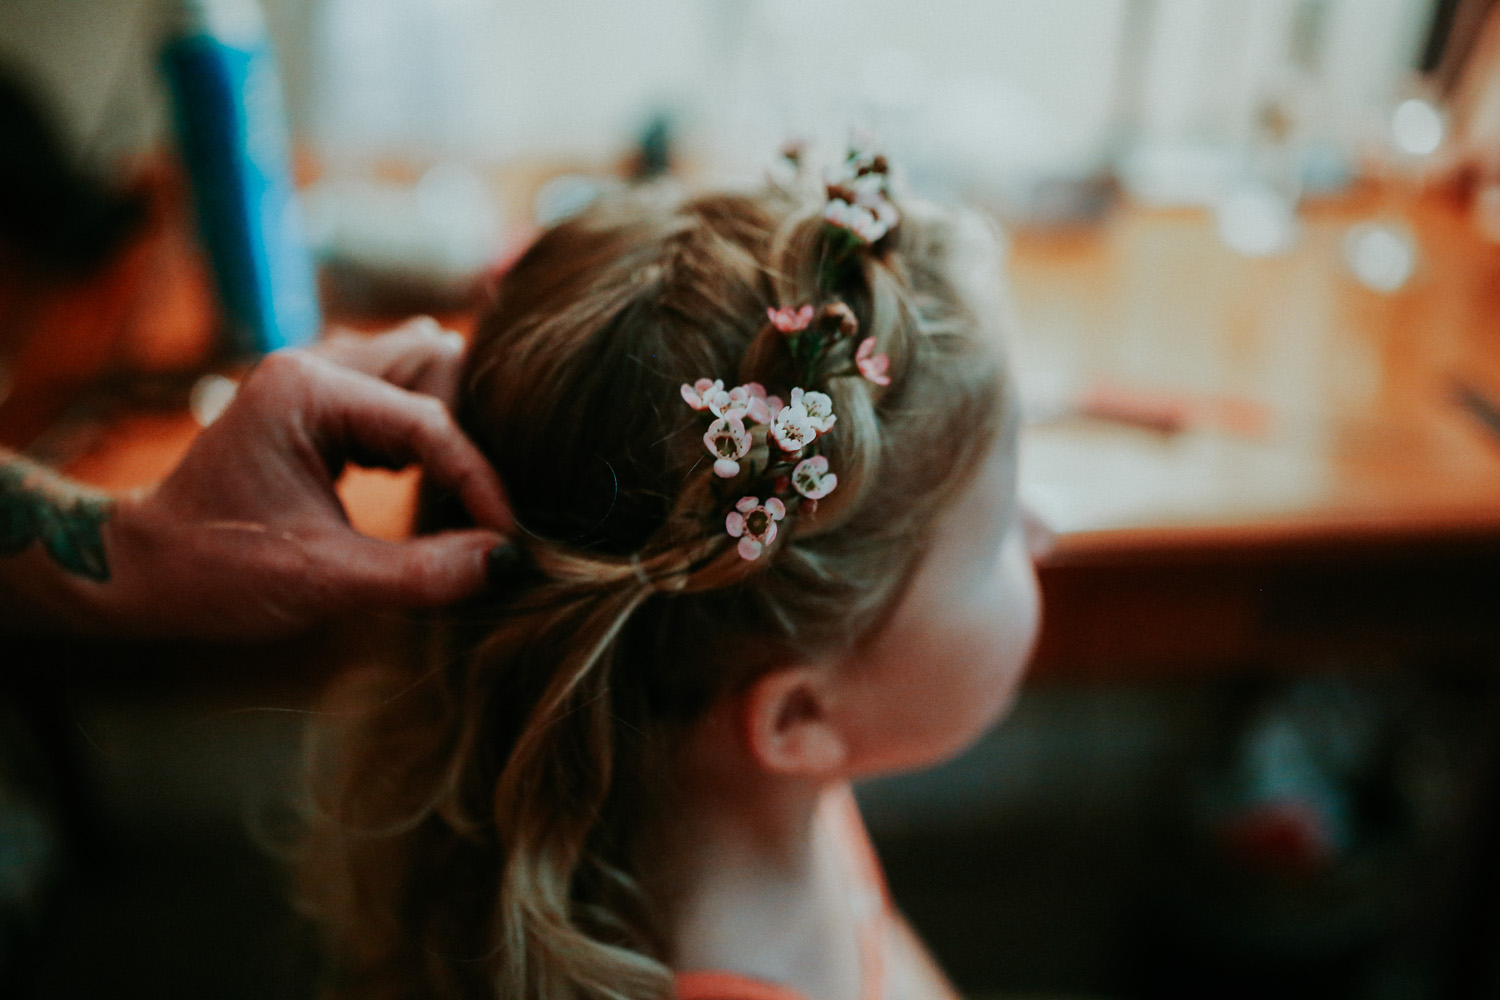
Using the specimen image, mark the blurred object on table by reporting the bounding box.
[1024,379,1270,439]
[1213,79,1318,258]
[1438,0,1500,240]
[302,161,506,316]
[158,0,322,357]
[1450,376,1500,445]
[1342,83,1449,292]
[624,111,676,181]
[1343,217,1420,292]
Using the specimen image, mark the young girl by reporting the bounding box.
[298,151,1040,1000]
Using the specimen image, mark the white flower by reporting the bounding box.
[680,378,723,411]
[792,455,838,500]
[725,495,787,560]
[868,199,899,236]
[684,376,749,422]
[823,197,859,230]
[791,387,836,434]
[769,398,817,455]
[703,415,752,478]
[823,197,895,244]
[728,382,774,425]
[823,149,898,244]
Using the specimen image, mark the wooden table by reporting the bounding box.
[1009,188,1500,675]
[10,185,1500,679]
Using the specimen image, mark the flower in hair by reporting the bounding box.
[824,198,895,244]
[792,455,838,500]
[791,387,836,434]
[728,382,778,425]
[823,301,858,338]
[704,415,753,478]
[726,495,786,560]
[769,396,818,455]
[676,142,901,566]
[855,338,891,386]
[768,305,814,334]
[681,378,728,413]
[822,146,900,246]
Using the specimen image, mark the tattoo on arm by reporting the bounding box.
[0,460,114,582]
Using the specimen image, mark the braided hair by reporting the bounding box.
[298,181,1013,1000]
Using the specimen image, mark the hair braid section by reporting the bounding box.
[297,183,1014,1000]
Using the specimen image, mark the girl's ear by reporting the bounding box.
[740,666,849,778]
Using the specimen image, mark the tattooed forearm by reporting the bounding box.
[0,459,114,582]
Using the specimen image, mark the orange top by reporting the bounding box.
[673,786,889,1000]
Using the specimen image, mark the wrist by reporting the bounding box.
[0,457,129,635]
[18,493,131,637]
[73,491,161,637]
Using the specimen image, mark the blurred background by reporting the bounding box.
[4,1,1500,998]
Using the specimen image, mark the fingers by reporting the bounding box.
[328,528,507,608]
[269,351,512,533]
[315,316,466,405]
[322,361,513,532]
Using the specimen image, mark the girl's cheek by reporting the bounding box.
[1010,533,1042,665]
[980,531,1041,702]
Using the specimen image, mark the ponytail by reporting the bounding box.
[485,579,665,1000]
[298,182,1009,1000]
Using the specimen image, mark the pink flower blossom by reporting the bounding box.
[683,377,748,419]
[790,387,836,434]
[680,378,724,411]
[728,382,774,425]
[769,398,817,455]
[725,495,787,560]
[855,337,891,386]
[703,415,752,478]
[792,455,838,500]
[767,305,814,334]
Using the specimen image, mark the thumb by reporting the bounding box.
[333,528,509,608]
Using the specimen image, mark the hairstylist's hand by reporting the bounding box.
[82,319,511,639]
[312,316,467,408]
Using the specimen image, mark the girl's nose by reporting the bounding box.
[1020,504,1056,562]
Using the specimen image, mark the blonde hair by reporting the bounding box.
[298,184,1013,1000]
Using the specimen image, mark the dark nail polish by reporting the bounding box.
[486,543,522,585]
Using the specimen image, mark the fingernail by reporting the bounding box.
[487,543,522,585]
